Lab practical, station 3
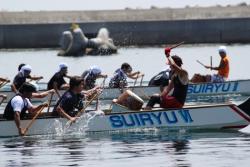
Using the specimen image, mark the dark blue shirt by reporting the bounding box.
[109,68,128,88]
[47,72,66,90]
[13,72,31,90]
[52,90,84,117]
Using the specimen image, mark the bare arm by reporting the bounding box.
[14,112,24,136]
[29,76,43,81]
[161,80,174,97]
[81,86,101,98]
[205,59,226,71]
[27,103,48,115]
[56,106,76,122]
[0,77,10,82]
[11,84,18,94]
[32,89,55,98]
[52,82,61,98]
[65,75,73,79]
[97,74,108,78]
[127,71,144,79]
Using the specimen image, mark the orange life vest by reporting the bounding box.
[218,56,229,78]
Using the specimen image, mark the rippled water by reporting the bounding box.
[0,44,250,82]
[1,45,250,166]
[1,131,250,167]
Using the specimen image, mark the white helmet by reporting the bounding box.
[90,65,102,75]
[21,65,32,72]
[218,46,227,53]
[59,62,68,71]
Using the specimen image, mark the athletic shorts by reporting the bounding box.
[160,96,183,109]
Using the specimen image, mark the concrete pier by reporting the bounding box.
[0,6,250,48]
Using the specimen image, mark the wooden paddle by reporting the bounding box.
[196,60,206,67]
[169,41,185,50]
[95,78,106,110]
[0,95,7,106]
[23,104,47,136]
[210,56,213,71]
[66,90,103,127]
[133,75,138,87]
[46,92,54,113]
[0,80,9,89]
[140,75,144,86]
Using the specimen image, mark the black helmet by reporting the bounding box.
[171,55,183,67]
[19,83,37,94]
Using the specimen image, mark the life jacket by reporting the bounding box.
[218,56,230,78]
[3,95,28,120]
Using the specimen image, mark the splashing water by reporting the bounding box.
[50,108,105,136]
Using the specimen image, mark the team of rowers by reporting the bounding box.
[0,45,230,135]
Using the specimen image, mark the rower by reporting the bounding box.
[47,63,72,97]
[191,46,230,83]
[3,83,48,136]
[81,65,107,90]
[11,64,43,94]
[52,77,100,122]
[206,46,229,82]
[148,69,172,91]
[145,49,189,110]
[109,63,144,88]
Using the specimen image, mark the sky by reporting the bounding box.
[0,0,250,11]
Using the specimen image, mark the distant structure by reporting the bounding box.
[58,24,117,56]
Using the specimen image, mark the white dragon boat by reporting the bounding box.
[0,97,249,137]
[0,79,250,103]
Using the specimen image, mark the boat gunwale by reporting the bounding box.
[0,102,236,121]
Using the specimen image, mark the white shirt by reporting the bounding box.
[11,95,33,112]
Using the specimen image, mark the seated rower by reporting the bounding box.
[11,64,43,94]
[52,77,100,122]
[145,51,189,110]
[47,63,73,97]
[3,83,48,136]
[112,89,144,111]
[148,69,172,91]
[81,65,107,90]
[109,63,144,88]
[191,46,229,83]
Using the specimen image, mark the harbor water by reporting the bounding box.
[0,44,250,166]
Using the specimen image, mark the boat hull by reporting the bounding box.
[0,102,249,137]
[1,79,250,103]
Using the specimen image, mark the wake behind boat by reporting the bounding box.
[0,97,250,137]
